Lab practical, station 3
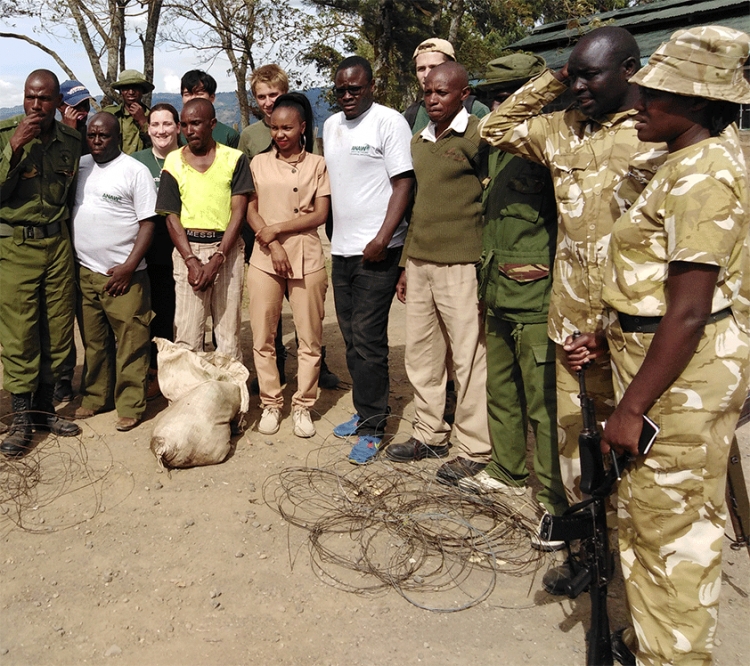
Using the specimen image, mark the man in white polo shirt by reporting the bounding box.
[323,56,414,464]
[72,112,156,431]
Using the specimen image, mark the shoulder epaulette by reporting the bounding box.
[0,114,25,132]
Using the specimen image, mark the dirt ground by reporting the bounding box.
[1,255,749,666]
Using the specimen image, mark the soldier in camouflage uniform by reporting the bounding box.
[569,26,750,665]
[458,54,568,535]
[479,27,667,505]
[0,70,82,456]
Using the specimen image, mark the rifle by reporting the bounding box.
[727,435,750,556]
[540,354,626,666]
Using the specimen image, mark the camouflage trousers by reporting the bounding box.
[555,344,615,504]
[608,315,750,666]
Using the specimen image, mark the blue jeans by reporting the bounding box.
[332,248,402,436]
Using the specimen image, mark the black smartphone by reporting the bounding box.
[638,414,659,456]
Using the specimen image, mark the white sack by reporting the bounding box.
[150,380,240,469]
[154,337,250,413]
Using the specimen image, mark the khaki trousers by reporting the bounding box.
[404,259,491,462]
[172,240,244,361]
[247,265,327,409]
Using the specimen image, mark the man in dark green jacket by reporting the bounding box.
[457,54,569,541]
[0,69,82,456]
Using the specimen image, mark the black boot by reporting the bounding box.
[318,346,339,390]
[1,393,34,457]
[33,383,81,437]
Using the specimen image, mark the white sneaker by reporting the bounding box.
[531,513,566,552]
[258,407,281,435]
[292,407,316,438]
[458,470,527,497]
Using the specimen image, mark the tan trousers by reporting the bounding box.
[247,265,327,409]
[172,240,244,361]
[404,259,491,462]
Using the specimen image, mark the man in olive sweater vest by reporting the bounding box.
[388,62,491,485]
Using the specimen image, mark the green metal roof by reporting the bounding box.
[508,0,750,69]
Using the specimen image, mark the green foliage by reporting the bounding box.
[304,0,637,111]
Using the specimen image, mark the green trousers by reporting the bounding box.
[484,313,568,516]
[78,266,153,419]
[0,231,75,394]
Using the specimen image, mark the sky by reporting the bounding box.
[0,7,326,108]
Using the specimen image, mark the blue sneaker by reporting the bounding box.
[348,435,381,465]
[333,413,360,438]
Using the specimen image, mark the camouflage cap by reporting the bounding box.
[630,25,750,104]
[475,53,546,90]
[111,69,155,93]
[413,37,456,61]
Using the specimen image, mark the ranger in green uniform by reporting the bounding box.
[459,55,568,538]
[0,69,82,456]
[102,69,153,155]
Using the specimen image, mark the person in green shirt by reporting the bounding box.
[180,70,240,149]
[102,69,153,154]
[238,64,289,162]
[403,37,490,136]
[0,69,82,457]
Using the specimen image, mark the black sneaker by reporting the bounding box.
[385,436,451,462]
[435,457,486,486]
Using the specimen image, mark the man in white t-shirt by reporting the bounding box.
[72,112,156,432]
[323,56,414,464]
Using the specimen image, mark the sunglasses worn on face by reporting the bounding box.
[333,86,365,97]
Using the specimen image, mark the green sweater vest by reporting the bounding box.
[405,115,487,265]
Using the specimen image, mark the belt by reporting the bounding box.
[186,229,224,243]
[0,220,63,239]
[618,307,732,333]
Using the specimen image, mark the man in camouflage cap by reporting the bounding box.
[0,69,82,456]
[102,69,153,154]
[479,27,667,518]
[458,53,568,548]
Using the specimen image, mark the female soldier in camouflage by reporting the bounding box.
[567,26,750,666]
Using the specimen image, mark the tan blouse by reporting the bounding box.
[249,149,330,277]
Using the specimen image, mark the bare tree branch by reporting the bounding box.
[0,31,78,79]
